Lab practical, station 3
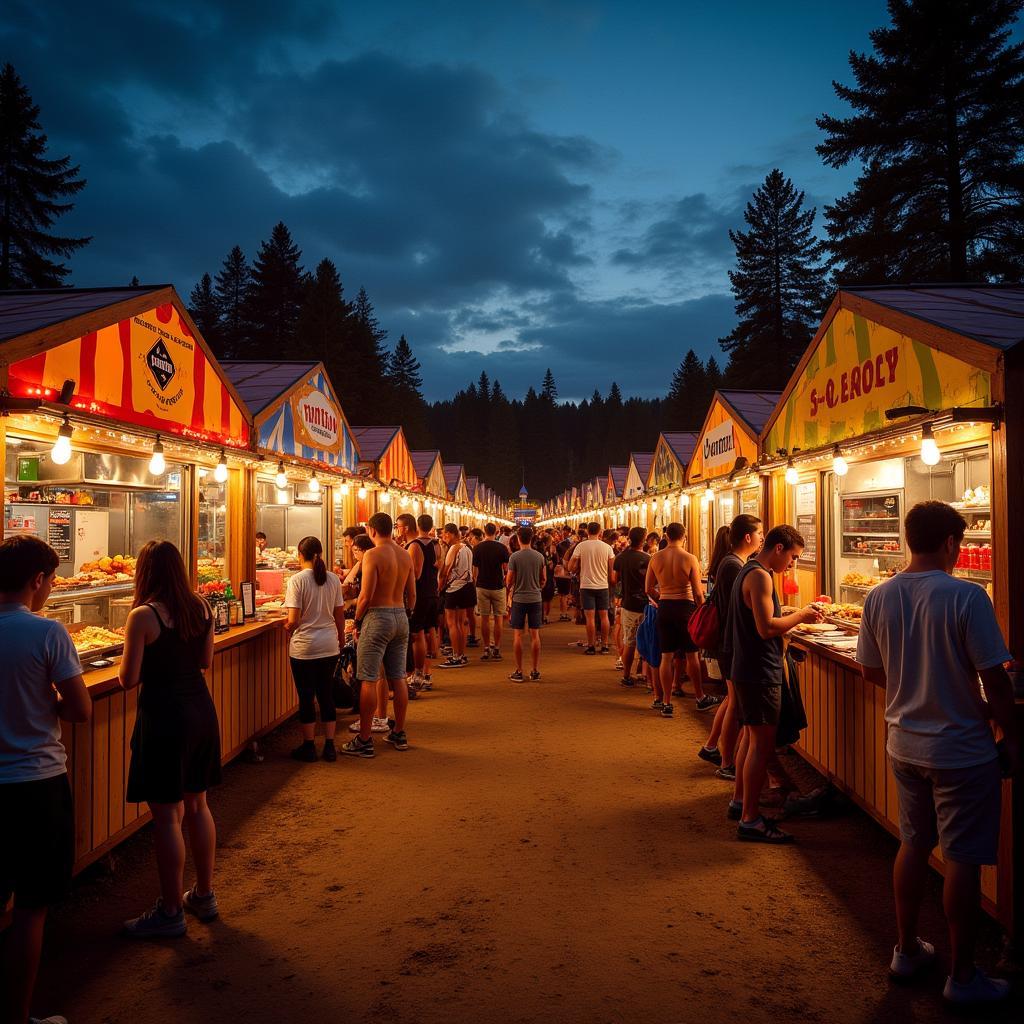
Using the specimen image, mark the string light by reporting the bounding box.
[340,481,350,496]
[703,486,714,504]
[358,485,367,500]
[308,470,320,493]
[51,415,73,465]
[275,461,288,489]
[784,457,798,486]
[832,445,848,477]
[148,435,166,476]
[380,489,391,505]
[920,423,940,466]
[214,450,228,483]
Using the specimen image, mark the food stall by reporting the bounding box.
[643,431,699,533]
[411,449,447,502]
[0,286,299,874]
[685,390,778,570]
[222,360,361,585]
[623,452,654,528]
[759,284,1024,935]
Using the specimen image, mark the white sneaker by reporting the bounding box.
[371,716,390,733]
[348,719,362,733]
[889,937,935,979]
[614,657,624,670]
[943,968,1010,1004]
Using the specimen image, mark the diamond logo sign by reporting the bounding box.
[146,339,176,391]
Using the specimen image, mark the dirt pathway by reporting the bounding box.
[36,619,1014,1023]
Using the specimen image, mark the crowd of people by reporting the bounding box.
[0,497,1018,1021]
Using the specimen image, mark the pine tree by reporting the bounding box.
[705,356,723,396]
[388,335,424,394]
[385,335,427,444]
[187,273,220,347]
[607,382,623,406]
[719,169,828,389]
[666,350,707,430]
[342,286,390,423]
[243,222,305,358]
[542,368,558,402]
[477,371,491,403]
[213,246,251,358]
[129,275,139,287]
[817,0,1024,282]
[296,258,350,367]
[0,63,89,288]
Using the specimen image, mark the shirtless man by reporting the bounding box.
[343,512,416,757]
[645,521,709,717]
[407,513,443,689]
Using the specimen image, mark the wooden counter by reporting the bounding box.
[788,634,1021,937]
[65,618,294,874]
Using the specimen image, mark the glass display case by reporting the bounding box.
[197,475,230,597]
[255,476,318,606]
[839,492,903,558]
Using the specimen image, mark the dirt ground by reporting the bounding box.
[34,617,1018,1023]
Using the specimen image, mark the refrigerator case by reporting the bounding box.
[2,502,111,576]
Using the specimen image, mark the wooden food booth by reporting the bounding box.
[0,287,300,874]
[758,284,1024,935]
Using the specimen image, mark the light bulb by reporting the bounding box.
[214,451,228,483]
[149,436,165,476]
[308,472,320,493]
[275,461,288,489]
[51,416,73,465]
[340,481,350,496]
[704,486,714,503]
[832,446,848,477]
[785,459,799,486]
[358,486,367,500]
[680,493,690,508]
[381,489,391,504]
[920,424,940,466]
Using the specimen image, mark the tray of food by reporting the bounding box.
[70,625,125,657]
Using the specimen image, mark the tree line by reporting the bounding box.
[2,1,1023,498]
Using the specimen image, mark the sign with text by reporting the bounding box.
[702,419,736,472]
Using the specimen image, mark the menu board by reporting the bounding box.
[795,481,816,566]
[47,508,73,561]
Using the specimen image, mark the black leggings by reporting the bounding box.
[290,655,338,724]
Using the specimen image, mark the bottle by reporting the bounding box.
[224,581,235,603]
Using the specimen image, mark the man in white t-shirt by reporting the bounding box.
[857,501,1017,1006]
[569,521,615,654]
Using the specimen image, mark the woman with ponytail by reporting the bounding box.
[284,536,345,762]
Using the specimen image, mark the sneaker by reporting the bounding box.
[615,657,624,670]
[716,765,737,782]
[651,700,664,710]
[661,702,674,717]
[481,648,492,660]
[386,727,409,751]
[347,719,363,733]
[341,736,375,758]
[508,670,524,682]
[599,645,610,655]
[124,899,186,938]
[530,670,541,681]
[290,740,317,762]
[458,655,469,666]
[491,648,502,661]
[889,938,935,980]
[182,886,219,923]
[698,746,722,766]
[943,968,1010,1004]
[371,716,389,733]
[584,645,596,656]
[620,677,635,687]
[467,636,480,648]
[695,695,720,712]
[321,740,337,762]
[421,674,433,691]
[438,657,463,669]
[727,800,743,820]
[737,816,794,844]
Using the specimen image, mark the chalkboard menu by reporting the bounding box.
[47,508,72,561]
[796,482,817,566]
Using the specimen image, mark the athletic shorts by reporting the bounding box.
[356,607,410,682]
[555,577,571,595]
[655,599,697,654]
[0,773,74,909]
[410,595,438,634]
[581,587,610,612]
[476,587,507,617]
[443,584,477,611]
[510,601,543,630]
[733,677,782,727]
[619,608,643,647]
[890,756,1002,865]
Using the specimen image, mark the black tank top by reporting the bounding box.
[727,561,785,685]
[138,603,213,710]
[409,538,439,598]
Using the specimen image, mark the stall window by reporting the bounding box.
[197,474,229,589]
[255,475,324,599]
[698,498,711,569]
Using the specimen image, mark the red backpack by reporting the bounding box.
[687,600,720,650]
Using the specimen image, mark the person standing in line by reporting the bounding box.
[611,526,650,687]
[728,525,820,843]
[472,522,509,661]
[120,541,221,937]
[282,536,345,763]
[857,501,1016,1005]
[438,523,475,669]
[645,522,710,716]
[394,514,420,685]
[569,522,615,655]
[506,526,546,682]
[343,513,416,757]
[698,516,764,778]
[465,529,483,649]
[0,537,90,1024]
[498,526,512,549]
[407,513,442,691]
[553,530,572,621]
[539,532,557,624]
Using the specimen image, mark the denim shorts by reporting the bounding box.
[510,601,543,630]
[581,587,610,611]
[356,607,410,682]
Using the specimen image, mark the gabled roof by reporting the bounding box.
[0,285,168,344]
[660,431,700,465]
[466,475,480,496]
[351,426,401,463]
[444,464,465,492]
[221,361,321,417]
[608,466,627,494]
[629,452,654,479]
[716,390,782,435]
[410,450,441,477]
[842,283,1024,353]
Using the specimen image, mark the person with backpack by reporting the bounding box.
[695,515,764,779]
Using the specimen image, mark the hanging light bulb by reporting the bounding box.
[214,450,228,483]
[381,489,391,505]
[703,486,714,504]
[920,423,940,466]
[148,435,166,476]
[275,461,288,489]
[358,485,367,500]
[832,445,848,477]
[340,480,350,496]
[308,471,320,493]
[680,492,690,508]
[51,415,73,465]
[785,457,798,486]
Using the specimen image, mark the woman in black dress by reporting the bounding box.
[119,541,220,938]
